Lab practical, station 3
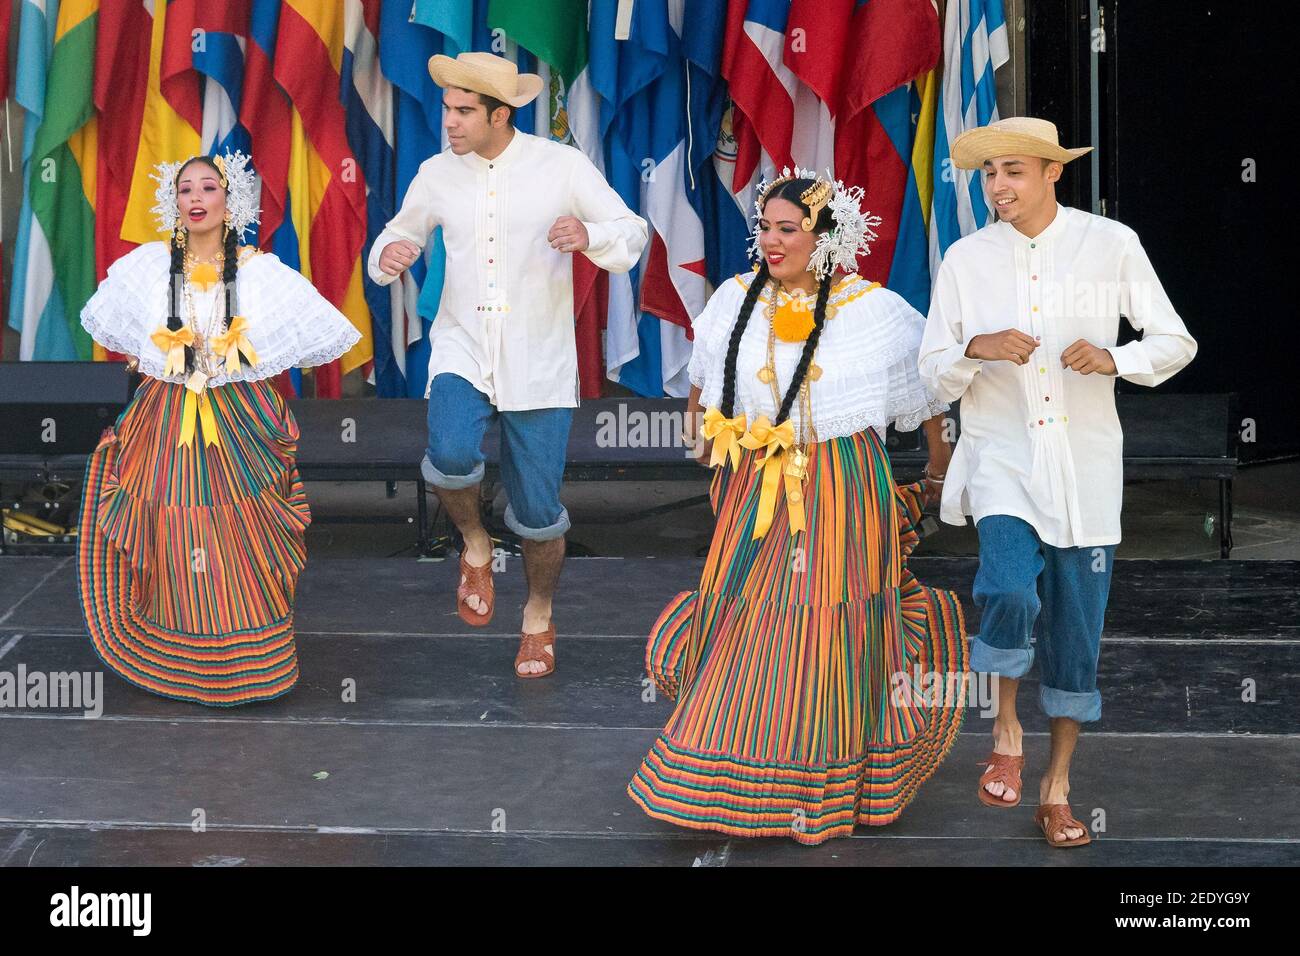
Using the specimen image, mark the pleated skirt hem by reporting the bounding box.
[77,379,305,707]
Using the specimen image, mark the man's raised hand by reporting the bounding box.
[548,216,589,254]
[378,239,422,277]
[1061,338,1117,375]
[965,329,1040,365]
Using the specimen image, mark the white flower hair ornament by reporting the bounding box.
[150,150,261,241]
[747,166,883,281]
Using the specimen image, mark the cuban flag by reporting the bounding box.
[930,0,1008,275]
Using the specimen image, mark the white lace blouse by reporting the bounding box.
[689,270,947,440]
[81,241,360,385]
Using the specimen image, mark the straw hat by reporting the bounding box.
[427,51,543,109]
[951,117,1092,170]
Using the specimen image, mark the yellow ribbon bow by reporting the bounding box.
[700,407,748,470]
[150,326,195,378]
[178,384,221,450]
[737,416,806,539]
[209,316,259,375]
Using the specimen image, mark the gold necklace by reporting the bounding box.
[183,270,226,377]
[754,278,816,484]
[185,249,225,293]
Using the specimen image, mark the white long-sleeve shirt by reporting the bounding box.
[367,129,647,410]
[919,204,1197,547]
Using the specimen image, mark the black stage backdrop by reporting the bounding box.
[1028,0,1295,461]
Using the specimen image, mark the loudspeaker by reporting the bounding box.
[0,362,135,456]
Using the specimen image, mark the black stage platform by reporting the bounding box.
[0,555,1295,866]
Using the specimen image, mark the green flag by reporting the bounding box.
[29,0,98,360]
[487,0,589,83]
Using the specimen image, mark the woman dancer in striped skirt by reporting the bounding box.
[628,169,969,844]
[76,152,359,705]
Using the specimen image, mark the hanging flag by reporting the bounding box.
[243,0,291,251]
[94,0,150,283]
[0,0,12,101]
[275,0,374,396]
[0,0,9,357]
[626,0,707,399]
[28,0,98,360]
[567,0,676,396]
[723,0,795,174]
[7,0,71,362]
[342,0,404,397]
[119,0,200,247]
[783,0,854,175]
[884,72,939,312]
[681,1,752,292]
[378,0,446,398]
[191,2,254,164]
[834,0,940,282]
[241,0,301,398]
[408,0,496,399]
[486,0,607,398]
[930,0,1008,275]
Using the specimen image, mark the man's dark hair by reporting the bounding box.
[477,92,516,126]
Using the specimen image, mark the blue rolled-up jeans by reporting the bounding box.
[422,373,573,541]
[969,514,1115,723]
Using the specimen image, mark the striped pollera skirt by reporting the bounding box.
[628,427,968,844]
[77,377,310,706]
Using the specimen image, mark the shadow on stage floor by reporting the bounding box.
[0,555,1296,866]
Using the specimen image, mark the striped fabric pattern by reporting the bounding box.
[77,377,310,706]
[629,427,968,844]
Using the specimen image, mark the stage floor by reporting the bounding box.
[0,554,1296,866]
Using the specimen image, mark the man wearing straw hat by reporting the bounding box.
[368,52,647,679]
[918,117,1197,847]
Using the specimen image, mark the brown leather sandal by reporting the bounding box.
[515,622,555,679]
[1034,803,1092,847]
[456,554,494,627]
[977,752,1025,807]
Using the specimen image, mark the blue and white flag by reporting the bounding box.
[930,0,1008,276]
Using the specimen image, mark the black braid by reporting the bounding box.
[167,230,193,374]
[775,273,832,424]
[221,218,239,332]
[720,261,769,418]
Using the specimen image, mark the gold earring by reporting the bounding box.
[174,226,187,250]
